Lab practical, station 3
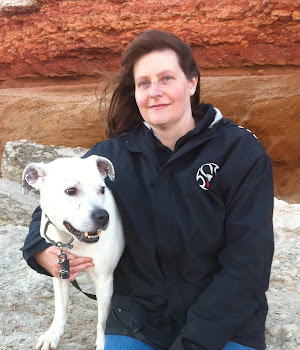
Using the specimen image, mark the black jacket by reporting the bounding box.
[21,105,274,350]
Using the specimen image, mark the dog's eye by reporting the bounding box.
[65,187,77,196]
[100,186,105,195]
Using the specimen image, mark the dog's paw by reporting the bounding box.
[95,334,105,350]
[36,331,62,350]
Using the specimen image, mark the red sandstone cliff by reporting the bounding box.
[0,0,299,79]
[0,0,299,201]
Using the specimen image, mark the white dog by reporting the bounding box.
[22,155,125,350]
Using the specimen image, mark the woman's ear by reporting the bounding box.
[189,76,198,96]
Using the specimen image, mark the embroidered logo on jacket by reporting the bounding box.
[196,163,219,191]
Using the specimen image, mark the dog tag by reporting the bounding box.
[57,251,70,279]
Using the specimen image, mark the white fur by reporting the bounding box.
[22,155,125,350]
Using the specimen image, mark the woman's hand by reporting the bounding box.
[35,246,94,281]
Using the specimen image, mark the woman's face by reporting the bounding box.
[133,49,198,133]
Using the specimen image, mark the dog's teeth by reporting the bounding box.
[84,232,88,238]
[97,230,102,235]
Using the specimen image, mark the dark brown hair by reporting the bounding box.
[103,29,206,138]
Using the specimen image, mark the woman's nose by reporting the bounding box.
[149,82,163,98]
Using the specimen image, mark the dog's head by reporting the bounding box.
[22,155,115,243]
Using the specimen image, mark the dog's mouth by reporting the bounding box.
[63,221,101,243]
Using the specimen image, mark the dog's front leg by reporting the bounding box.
[36,277,70,350]
[94,275,114,350]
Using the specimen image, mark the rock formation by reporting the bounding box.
[0,140,299,349]
[0,0,299,202]
[0,0,299,79]
[1,140,87,182]
[0,0,299,201]
[1,73,299,202]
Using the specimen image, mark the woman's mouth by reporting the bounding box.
[149,104,169,110]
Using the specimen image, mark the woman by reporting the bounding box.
[21,30,274,350]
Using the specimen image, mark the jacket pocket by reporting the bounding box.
[111,298,150,333]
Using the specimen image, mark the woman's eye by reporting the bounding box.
[138,81,149,88]
[162,75,173,82]
[65,187,77,196]
[100,186,105,195]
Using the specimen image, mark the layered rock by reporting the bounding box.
[1,72,299,202]
[0,0,299,79]
[201,73,300,202]
[0,81,106,172]
[0,0,299,201]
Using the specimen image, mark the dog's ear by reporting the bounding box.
[22,163,47,194]
[95,156,115,181]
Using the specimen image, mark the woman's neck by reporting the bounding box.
[152,118,196,151]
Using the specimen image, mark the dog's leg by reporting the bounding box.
[94,275,114,350]
[36,277,70,350]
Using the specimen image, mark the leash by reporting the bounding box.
[43,215,97,300]
[43,217,74,249]
[70,279,97,300]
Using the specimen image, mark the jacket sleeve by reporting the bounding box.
[20,206,52,276]
[169,154,274,350]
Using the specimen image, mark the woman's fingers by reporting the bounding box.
[35,246,62,276]
[69,257,94,280]
[35,246,93,279]
[69,260,94,281]
[69,256,93,266]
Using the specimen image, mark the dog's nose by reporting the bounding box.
[93,209,109,227]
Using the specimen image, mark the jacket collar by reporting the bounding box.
[119,104,222,165]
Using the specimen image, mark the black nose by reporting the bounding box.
[93,209,109,227]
